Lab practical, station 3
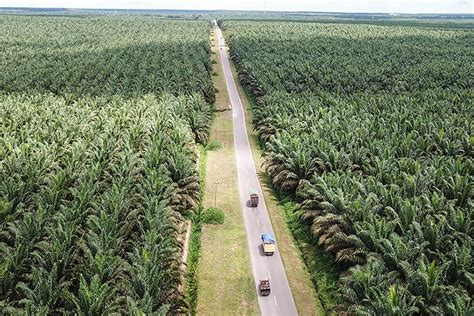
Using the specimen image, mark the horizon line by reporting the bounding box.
[1,6,473,16]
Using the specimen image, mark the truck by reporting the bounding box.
[259,278,271,296]
[249,189,259,207]
[261,233,276,256]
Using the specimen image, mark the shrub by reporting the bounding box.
[205,140,221,151]
[201,207,225,225]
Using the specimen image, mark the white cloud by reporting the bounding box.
[1,0,473,13]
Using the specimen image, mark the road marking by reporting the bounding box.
[274,296,278,306]
[268,270,271,279]
[257,219,260,226]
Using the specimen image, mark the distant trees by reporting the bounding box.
[0,16,215,103]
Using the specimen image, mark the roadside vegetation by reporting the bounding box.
[185,146,208,315]
[0,16,214,313]
[196,30,258,315]
[237,76,338,312]
[233,61,324,314]
[223,20,473,314]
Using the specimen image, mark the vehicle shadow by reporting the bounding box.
[256,243,266,257]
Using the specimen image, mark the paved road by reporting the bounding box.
[214,22,298,316]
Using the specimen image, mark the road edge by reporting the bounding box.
[221,28,325,316]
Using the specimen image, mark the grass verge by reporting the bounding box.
[185,145,208,315]
[278,199,340,311]
[195,29,258,315]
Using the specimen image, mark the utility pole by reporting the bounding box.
[213,181,221,208]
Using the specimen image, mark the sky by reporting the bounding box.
[1,0,473,14]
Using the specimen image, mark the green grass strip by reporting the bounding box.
[185,145,207,315]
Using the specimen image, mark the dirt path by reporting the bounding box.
[181,220,192,272]
[179,220,192,293]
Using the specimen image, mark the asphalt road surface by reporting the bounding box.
[214,22,298,316]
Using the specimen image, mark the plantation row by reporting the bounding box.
[0,16,215,102]
[0,93,212,313]
[1,16,214,313]
[224,20,473,314]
